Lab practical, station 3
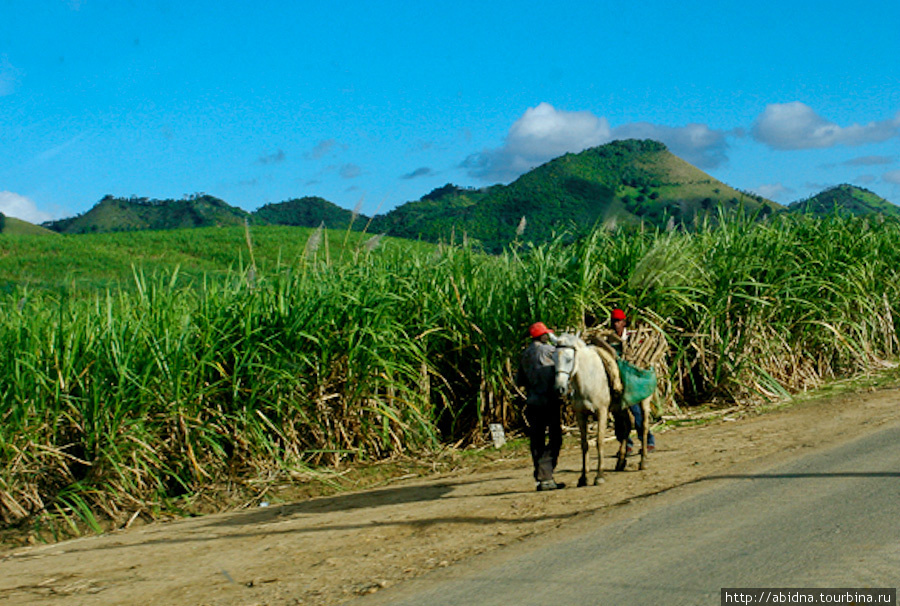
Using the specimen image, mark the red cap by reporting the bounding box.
[611,308,626,321]
[528,322,551,339]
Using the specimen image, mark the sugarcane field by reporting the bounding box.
[3,212,900,604]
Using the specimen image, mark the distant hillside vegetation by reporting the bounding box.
[373,139,780,251]
[43,194,251,234]
[253,196,369,230]
[369,184,492,241]
[0,213,59,236]
[787,184,900,218]
[36,140,789,248]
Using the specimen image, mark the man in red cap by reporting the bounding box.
[609,309,656,454]
[517,321,565,491]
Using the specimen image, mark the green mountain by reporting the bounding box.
[253,196,369,230]
[372,139,780,251]
[0,213,59,236]
[369,184,492,242]
[787,184,900,218]
[43,194,251,234]
[36,139,786,247]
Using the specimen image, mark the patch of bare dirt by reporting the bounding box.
[2,381,899,606]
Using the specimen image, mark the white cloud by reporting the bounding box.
[884,170,900,185]
[462,102,731,183]
[0,55,24,96]
[462,103,611,182]
[0,192,54,223]
[752,183,794,202]
[505,103,611,160]
[752,102,900,150]
[612,122,728,169]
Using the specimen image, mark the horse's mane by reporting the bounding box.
[556,332,586,348]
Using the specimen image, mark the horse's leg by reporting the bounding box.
[639,396,651,470]
[577,411,589,487]
[594,406,606,485]
[616,408,634,471]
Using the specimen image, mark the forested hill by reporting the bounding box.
[254,196,369,230]
[39,139,789,248]
[0,213,59,236]
[787,184,900,218]
[43,194,370,235]
[371,139,780,251]
[44,194,250,234]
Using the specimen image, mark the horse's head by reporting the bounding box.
[553,333,583,394]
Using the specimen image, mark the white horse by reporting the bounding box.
[554,333,649,486]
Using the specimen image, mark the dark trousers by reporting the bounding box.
[525,398,562,482]
[614,403,655,446]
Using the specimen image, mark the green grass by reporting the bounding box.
[0,216,59,237]
[0,224,433,293]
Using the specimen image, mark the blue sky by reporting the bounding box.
[2,0,899,223]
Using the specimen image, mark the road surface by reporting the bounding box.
[2,385,899,605]
[359,421,900,605]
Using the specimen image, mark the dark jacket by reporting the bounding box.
[518,340,557,403]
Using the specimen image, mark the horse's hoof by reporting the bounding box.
[593,476,604,485]
[577,476,587,488]
[615,460,627,472]
[639,461,648,471]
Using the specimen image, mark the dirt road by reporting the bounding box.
[359,416,900,605]
[1,381,899,606]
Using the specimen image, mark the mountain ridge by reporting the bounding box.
[34,140,899,247]
[44,194,250,234]
[369,139,781,250]
[787,184,900,218]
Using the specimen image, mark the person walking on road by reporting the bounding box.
[518,321,566,491]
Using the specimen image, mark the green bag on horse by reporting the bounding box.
[617,359,657,406]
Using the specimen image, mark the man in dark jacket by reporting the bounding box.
[518,322,565,491]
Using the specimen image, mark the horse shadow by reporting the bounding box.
[204,475,506,528]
